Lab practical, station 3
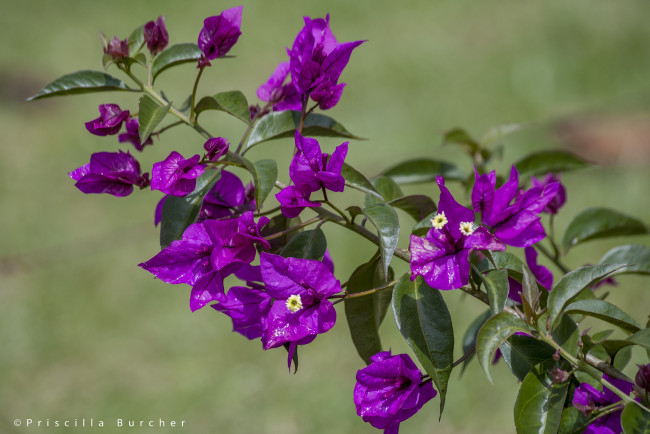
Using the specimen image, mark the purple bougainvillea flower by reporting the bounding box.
[275,185,321,218]
[151,151,205,197]
[508,246,553,303]
[198,6,243,60]
[257,62,302,112]
[354,351,437,434]
[103,36,129,60]
[85,104,130,136]
[69,151,149,197]
[410,176,505,290]
[572,374,634,433]
[154,195,167,226]
[288,14,364,105]
[203,137,230,162]
[310,79,346,110]
[260,253,340,363]
[199,170,247,221]
[144,16,169,55]
[531,173,566,215]
[472,166,560,247]
[289,130,348,193]
[212,286,272,340]
[118,118,153,151]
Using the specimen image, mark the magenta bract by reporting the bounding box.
[212,286,272,340]
[151,151,205,197]
[144,16,169,55]
[198,6,243,60]
[531,173,566,215]
[289,131,348,193]
[572,374,634,433]
[104,36,129,60]
[85,104,130,136]
[354,351,437,433]
[410,176,505,290]
[257,62,302,111]
[118,118,153,151]
[203,137,229,162]
[69,150,149,197]
[275,185,321,219]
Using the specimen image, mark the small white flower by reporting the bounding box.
[459,222,475,236]
[430,212,448,230]
[285,294,303,313]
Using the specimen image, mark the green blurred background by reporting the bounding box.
[2,0,650,432]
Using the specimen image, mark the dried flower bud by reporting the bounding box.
[636,363,650,394]
[104,36,129,60]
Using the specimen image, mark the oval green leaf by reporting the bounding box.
[279,229,326,260]
[195,90,251,125]
[412,211,439,236]
[482,269,509,315]
[514,361,570,434]
[442,127,480,153]
[365,176,403,207]
[245,111,361,149]
[621,402,650,434]
[562,207,647,251]
[160,169,222,248]
[601,244,650,275]
[381,158,466,184]
[500,334,556,382]
[27,70,135,101]
[127,24,145,53]
[564,299,641,334]
[151,43,203,82]
[476,311,528,383]
[344,256,394,364]
[548,264,625,327]
[138,94,171,143]
[362,203,400,280]
[391,274,454,415]
[390,195,437,222]
[341,163,383,200]
[515,150,591,177]
[224,153,277,212]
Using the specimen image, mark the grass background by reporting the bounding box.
[1,0,649,432]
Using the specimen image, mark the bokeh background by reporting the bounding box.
[2,0,650,433]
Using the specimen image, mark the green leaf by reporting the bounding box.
[389,195,437,222]
[460,309,491,372]
[621,402,650,434]
[127,24,145,53]
[160,169,221,248]
[365,176,403,207]
[251,159,278,210]
[345,257,394,364]
[442,127,481,153]
[27,70,135,101]
[601,244,650,275]
[476,311,529,382]
[151,43,203,82]
[138,94,171,143]
[245,111,361,149]
[514,361,570,434]
[279,229,326,260]
[259,214,301,254]
[515,150,591,177]
[341,163,383,200]
[194,90,251,125]
[562,207,648,251]
[628,328,650,351]
[564,300,641,334]
[224,153,277,212]
[551,313,579,356]
[362,203,400,280]
[559,406,590,434]
[392,274,454,415]
[482,269,509,315]
[381,159,466,184]
[500,334,556,382]
[547,264,624,327]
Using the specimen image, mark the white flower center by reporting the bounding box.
[286,294,303,313]
[459,222,475,236]
[430,211,448,230]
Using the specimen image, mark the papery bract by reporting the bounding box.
[275,185,321,218]
[144,16,169,55]
[118,118,153,151]
[410,176,505,290]
[212,286,272,340]
[531,173,566,215]
[257,62,302,111]
[151,151,205,197]
[69,150,149,197]
[472,166,559,247]
[203,137,229,162]
[85,104,130,136]
[572,374,634,434]
[260,253,340,363]
[290,130,348,193]
[198,6,243,60]
[354,351,437,434]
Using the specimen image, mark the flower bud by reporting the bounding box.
[203,137,229,162]
[636,363,650,394]
[144,16,169,55]
[104,36,129,61]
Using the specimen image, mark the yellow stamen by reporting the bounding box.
[430,211,448,230]
[459,222,475,236]
[286,294,303,313]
